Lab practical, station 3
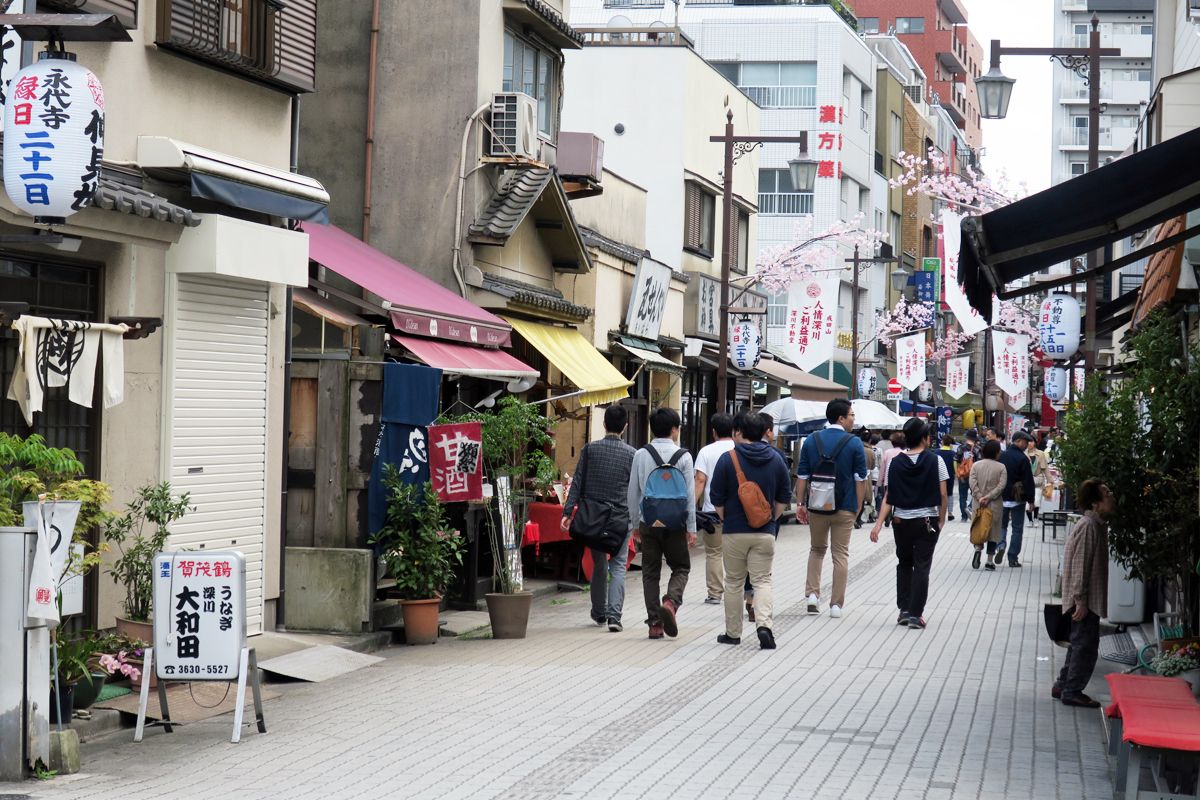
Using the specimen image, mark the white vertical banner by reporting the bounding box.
[895,331,926,390]
[944,355,970,399]
[780,273,839,372]
[1008,386,1029,410]
[940,209,988,336]
[991,330,1030,397]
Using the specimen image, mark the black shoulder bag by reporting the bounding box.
[567,445,625,557]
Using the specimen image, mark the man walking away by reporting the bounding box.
[710,411,792,649]
[628,407,697,639]
[871,419,947,629]
[562,405,636,632]
[1053,479,1113,708]
[937,436,957,522]
[795,399,868,619]
[996,430,1036,567]
[693,413,735,605]
[955,430,979,520]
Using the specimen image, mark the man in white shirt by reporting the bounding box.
[694,413,736,605]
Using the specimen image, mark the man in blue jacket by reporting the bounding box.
[996,430,1036,567]
[710,411,792,650]
[794,399,868,618]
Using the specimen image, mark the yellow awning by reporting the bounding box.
[502,316,631,406]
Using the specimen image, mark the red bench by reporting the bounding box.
[1106,673,1200,798]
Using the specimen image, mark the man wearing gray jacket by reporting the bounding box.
[628,407,697,640]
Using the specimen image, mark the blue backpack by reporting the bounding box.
[640,445,690,531]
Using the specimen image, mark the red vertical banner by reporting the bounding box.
[428,422,484,502]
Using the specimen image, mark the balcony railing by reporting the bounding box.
[668,0,858,29]
[739,85,817,109]
[1064,128,1114,147]
[577,27,694,46]
[758,192,814,215]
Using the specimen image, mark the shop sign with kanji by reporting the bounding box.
[624,257,672,341]
[815,104,844,180]
[428,421,483,502]
[152,551,246,681]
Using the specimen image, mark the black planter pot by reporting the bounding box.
[49,682,75,724]
[73,672,108,709]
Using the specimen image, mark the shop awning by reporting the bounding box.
[293,288,369,329]
[959,126,1200,316]
[138,136,330,223]
[502,316,631,406]
[614,342,685,375]
[1133,215,1187,328]
[303,222,512,347]
[753,358,847,401]
[392,335,538,381]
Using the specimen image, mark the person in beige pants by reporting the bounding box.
[693,413,736,605]
[968,439,1007,571]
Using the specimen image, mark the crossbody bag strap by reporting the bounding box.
[729,450,748,486]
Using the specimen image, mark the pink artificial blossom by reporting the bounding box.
[891,148,1024,216]
[927,327,977,362]
[860,296,935,355]
[755,214,888,295]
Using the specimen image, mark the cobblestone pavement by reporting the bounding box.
[1,517,1114,800]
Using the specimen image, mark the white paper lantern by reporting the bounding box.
[917,381,933,403]
[1043,366,1067,403]
[730,319,761,371]
[3,54,105,222]
[857,367,877,398]
[1038,294,1081,361]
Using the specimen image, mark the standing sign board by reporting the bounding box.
[136,551,265,743]
[624,257,672,341]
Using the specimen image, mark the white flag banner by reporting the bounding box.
[944,355,970,399]
[1008,386,1029,410]
[895,331,926,390]
[940,209,988,336]
[780,273,839,372]
[992,330,1030,397]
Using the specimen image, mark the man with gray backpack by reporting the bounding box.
[627,407,697,639]
[794,399,869,619]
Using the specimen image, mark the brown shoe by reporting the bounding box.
[1051,685,1062,700]
[648,623,665,639]
[659,598,679,638]
[1061,693,1101,708]
[746,601,756,623]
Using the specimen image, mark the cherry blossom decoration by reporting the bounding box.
[755,213,888,295]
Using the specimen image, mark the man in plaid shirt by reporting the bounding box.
[562,405,636,632]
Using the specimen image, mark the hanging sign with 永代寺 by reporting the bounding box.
[2,54,105,220]
[779,273,838,372]
[992,330,1030,397]
[939,210,988,336]
[944,355,970,399]
[428,421,483,503]
[894,331,926,391]
[153,551,245,680]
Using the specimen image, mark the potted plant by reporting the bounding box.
[369,467,464,645]
[442,397,554,639]
[1150,641,1200,696]
[0,433,112,550]
[103,482,192,642]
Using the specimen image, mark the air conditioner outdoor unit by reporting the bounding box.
[489,92,538,160]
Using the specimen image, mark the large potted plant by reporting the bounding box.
[103,482,192,642]
[370,467,463,644]
[443,397,553,639]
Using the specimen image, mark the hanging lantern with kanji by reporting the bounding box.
[730,319,761,371]
[1038,294,1081,361]
[857,367,877,398]
[1043,366,1068,403]
[917,381,933,403]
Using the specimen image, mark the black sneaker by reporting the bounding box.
[984,562,996,571]
[1009,561,1023,568]
[972,550,981,570]
[993,546,1006,565]
[608,619,623,633]
[897,612,909,625]
[907,616,927,629]
[757,626,776,650]
[717,633,741,645]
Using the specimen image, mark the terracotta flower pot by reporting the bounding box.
[115,616,153,646]
[400,598,441,645]
[485,592,532,639]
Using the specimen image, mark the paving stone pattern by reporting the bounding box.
[0,519,1113,800]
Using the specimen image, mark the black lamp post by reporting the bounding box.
[974,15,1119,373]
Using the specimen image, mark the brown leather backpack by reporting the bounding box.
[730,450,774,529]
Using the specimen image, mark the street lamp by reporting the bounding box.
[788,149,817,193]
[973,14,1119,373]
[710,110,807,413]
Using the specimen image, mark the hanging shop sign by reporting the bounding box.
[624,257,672,341]
[894,331,926,391]
[917,381,933,402]
[2,54,105,221]
[689,273,767,338]
[781,274,838,372]
[730,319,762,371]
[991,330,1030,397]
[939,210,988,336]
[856,367,877,398]
[1044,366,1067,403]
[944,355,969,399]
[428,421,483,503]
[1037,294,1081,360]
[936,406,953,440]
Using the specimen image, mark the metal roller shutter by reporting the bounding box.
[169,275,269,635]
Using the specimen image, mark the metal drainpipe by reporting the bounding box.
[362,0,382,243]
[278,93,301,630]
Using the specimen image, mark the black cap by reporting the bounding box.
[1012,430,1034,443]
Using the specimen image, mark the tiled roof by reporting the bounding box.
[523,0,585,45]
[481,273,592,320]
[94,176,200,227]
[469,168,554,240]
[580,226,646,265]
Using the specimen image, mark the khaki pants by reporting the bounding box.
[723,533,775,638]
[703,526,723,598]
[806,510,854,607]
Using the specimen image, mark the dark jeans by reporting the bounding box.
[1056,611,1101,699]
[944,479,954,516]
[892,516,940,619]
[957,479,970,518]
[1000,506,1026,563]
[639,525,690,626]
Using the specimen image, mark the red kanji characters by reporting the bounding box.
[817,160,836,178]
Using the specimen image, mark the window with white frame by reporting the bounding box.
[896,17,925,34]
[758,168,814,215]
[503,29,558,138]
[858,17,880,34]
[714,62,818,109]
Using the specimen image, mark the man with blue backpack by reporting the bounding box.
[627,407,697,640]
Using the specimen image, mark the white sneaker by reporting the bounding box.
[829,605,843,619]
[806,594,819,614]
